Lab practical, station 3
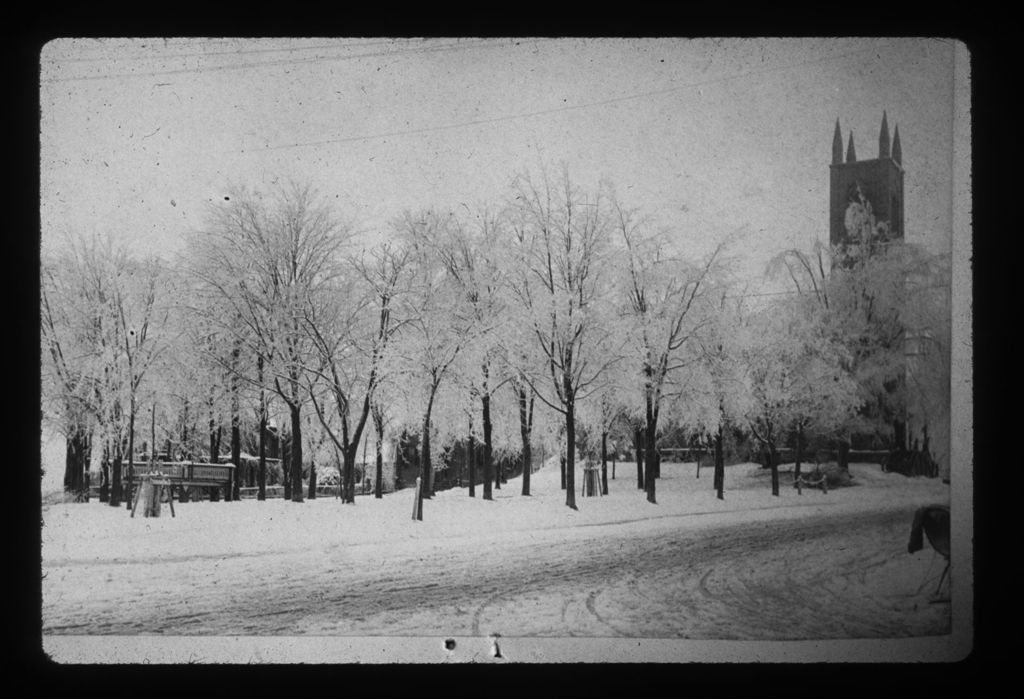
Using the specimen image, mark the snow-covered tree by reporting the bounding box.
[41,232,116,502]
[687,291,749,500]
[191,182,347,503]
[736,297,860,496]
[389,209,469,515]
[614,200,727,504]
[431,204,517,499]
[304,240,410,504]
[166,264,248,497]
[770,235,946,470]
[42,233,174,507]
[506,165,618,510]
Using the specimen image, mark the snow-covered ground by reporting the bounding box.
[41,457,958,662]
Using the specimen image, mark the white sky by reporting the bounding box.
[39,37,960,290]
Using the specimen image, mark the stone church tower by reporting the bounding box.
[829,112,923,458]
[829,112,904,246]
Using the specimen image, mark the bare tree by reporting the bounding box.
[41,233,113,502]
[191,182,347,503]
[509,374,536,496]
[736,299,860,495]
[392,209,479,515]
[615,201,727,504]
[43,232,173,507]
[304,242,410,504]
[506,166,617,510]
[435,206,512,501]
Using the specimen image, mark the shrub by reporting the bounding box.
[799,463,855,489]
[316,466,341,486]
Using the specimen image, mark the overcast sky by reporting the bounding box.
[39,37,964,290]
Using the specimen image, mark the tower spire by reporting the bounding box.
[879,111,891,159]
[892,124,902,165]
[832,119,843,164]
[846,132,857,163]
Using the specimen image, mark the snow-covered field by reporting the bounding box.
[42,457,957,662]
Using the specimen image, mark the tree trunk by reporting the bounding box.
[78,429,91,501]
[99,442,110,502]
[837,438,850,472]
[374,410,384,499]
[211,421,227,501]
[564,403,577,510]
[769,439,780,497]
[482,392,493,501]
[343,445,360,504]
[257,355,267,500]
[258,411,267,500]
[282,434,292,501]
[422,415,431,499]
[229,341,240,499]
[63,433,74,494]
[228,419,239,497]
[893,417,907,452]
[559,454,566,490]
[633,426,644,490]
[149,405,156,468]
[714,425,724,501]
[420,389,436,515]
[518,388,532,497]
[125,404,136,510]
[467,426,476,498]
[308,458,317,499]
[109,444,123,507]
[794,423,804,482]
[209,416,217,462]
[342,442,355,504]
[289,403,304,503]
[600,430,609,495]
[644,402,657,504]
[64,427,91,502]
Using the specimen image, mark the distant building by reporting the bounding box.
[829,113,909,452]
[827,113,945,476]
[829,111,904,250]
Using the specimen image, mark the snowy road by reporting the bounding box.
[42,495,950,639]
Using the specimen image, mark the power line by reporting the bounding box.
[41,37,527,83]
[261,46,880,152]
[46,37,430,64]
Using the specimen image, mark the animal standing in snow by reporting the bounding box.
[907,504,950,599]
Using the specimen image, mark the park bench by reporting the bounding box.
[129,461,235,502]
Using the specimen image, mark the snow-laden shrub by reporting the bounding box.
[316,466,341,486]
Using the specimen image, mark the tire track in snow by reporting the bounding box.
[471,591,502,637]
[584,589,630,636]
[43,505,950,638]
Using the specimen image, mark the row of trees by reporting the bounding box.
[41,165,951,511]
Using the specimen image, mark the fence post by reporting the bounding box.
[412,477,422,521]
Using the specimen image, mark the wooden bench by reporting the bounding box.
[129,461,235,501]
